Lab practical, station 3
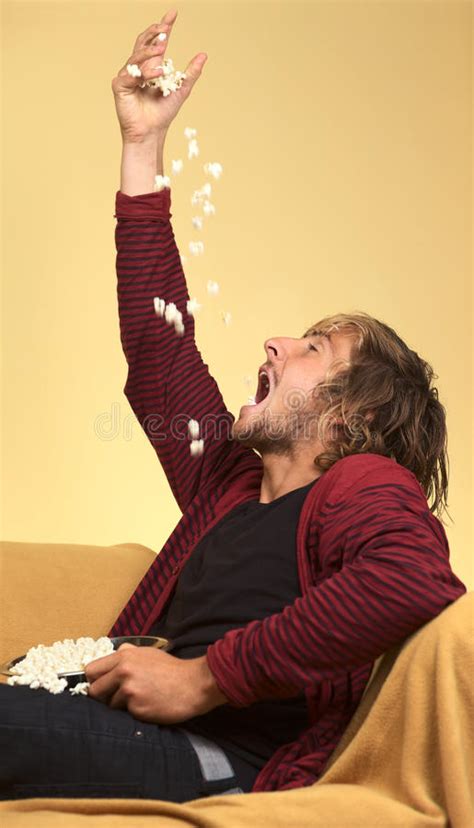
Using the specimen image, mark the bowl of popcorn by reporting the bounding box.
[0,635,171,696]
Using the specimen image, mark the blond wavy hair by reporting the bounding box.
[304,312,449,517]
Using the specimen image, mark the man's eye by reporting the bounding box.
[308,343,318,352]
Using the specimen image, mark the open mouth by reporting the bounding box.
[244,368,273,409]
[255,370,271,404]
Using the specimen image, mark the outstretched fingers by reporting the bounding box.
[119,9,178,84]
[135,8,177,51]
[181,53,208,91]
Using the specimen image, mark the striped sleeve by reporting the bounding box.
[115,188,244,512]
[205,465,466,706]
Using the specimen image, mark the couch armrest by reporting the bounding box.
[0,541,155,666]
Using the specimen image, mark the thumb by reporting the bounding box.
[117,642,136,651]
[182,52,208,90]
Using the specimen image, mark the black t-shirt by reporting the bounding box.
[149,478,318,790]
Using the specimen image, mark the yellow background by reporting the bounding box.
[2,1,472,589]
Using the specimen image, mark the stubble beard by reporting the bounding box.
[232,403,322,458]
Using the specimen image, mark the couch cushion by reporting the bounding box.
[0,541,155,668]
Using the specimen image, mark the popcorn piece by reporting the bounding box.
[191,183,212,206]
[165,302,178,325]
[188,138,199,160]
[174,318,185,337]
[186,298,202,316]
[243,375,253,387]
[159,301,185,336]
[192,216,203,231]
[127,63,142,78]
[204,162,223,180]
[189,241,204,256]
[221,311,232,326]
[188,419,200,440]
[180,254,188,265]
[157,32,167,41]
[203,200,215,217]
[69,682,90,696]
[172,159,183,174]
[247,396,256,406]
[154,297,166,317]
[154,174,170,192]
[139,57,186,97]
[190,439,204,457]
[207,280,220,295]
[184,127,197,140]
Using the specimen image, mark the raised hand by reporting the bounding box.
[111,8,207,143]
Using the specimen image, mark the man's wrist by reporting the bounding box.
[122,130,167,148]
[120,136,167,197]
[194,654,228,714]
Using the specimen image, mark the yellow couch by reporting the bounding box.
[0,540,473,828]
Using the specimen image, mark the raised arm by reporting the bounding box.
[112,11,256,511]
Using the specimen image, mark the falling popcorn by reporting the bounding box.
[192,216,203,231]
[221,311,232,326]
[165,302,178,325]
[154,174,170,192]
[188,419,200,440]
[204,162,223,180]
[243,375,253,387]
[154,297,166,317]
[184,127,197,140]
[172,159,183,174]
[191,183,212,206]
[188,138,199,160]
[247,396,256,406]
[190,439,204,457]
[138,57,186,97]
[153,297,185,336]
[186,298,202,315]
[207,280,220,295]
[157,32,167,41]
[203,200,215,217]
[189,241,204,256]
[180,255,188,265]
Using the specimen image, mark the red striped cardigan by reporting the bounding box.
[108,187,466,793]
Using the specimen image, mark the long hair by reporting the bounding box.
[304,312,449,517]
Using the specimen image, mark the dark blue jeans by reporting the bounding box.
[0,684,244,802]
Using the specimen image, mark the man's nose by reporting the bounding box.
[264,337,296,363]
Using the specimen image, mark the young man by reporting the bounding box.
[0,8,466,804]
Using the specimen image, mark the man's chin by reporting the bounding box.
[232,410,293,456]
[232,412,258,444]
[232,407,266,445]
[232,402,324,457]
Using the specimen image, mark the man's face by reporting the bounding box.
[232,330,356,455]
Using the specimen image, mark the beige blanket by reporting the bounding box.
[1,592,472,828]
